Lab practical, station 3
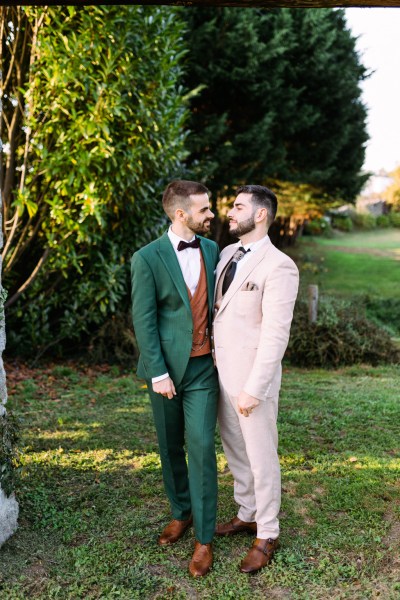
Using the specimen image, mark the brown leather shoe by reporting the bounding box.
[239,537,279,573]
[215,516,257,536]
[189,541,213,577]
[158,517,192,545]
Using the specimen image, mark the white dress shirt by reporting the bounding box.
[235,235,269,274]
[167,227,201,297]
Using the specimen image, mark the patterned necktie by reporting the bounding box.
[222,247,249,295]
[177,237,201,251]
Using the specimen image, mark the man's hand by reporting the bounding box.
[153,377,176,399]
[238,391,260,417]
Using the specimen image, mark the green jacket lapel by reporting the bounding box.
[158,232,191,313]
[199,239,215,323]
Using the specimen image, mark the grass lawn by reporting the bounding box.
[287,228,400,299]
[314,229,400,251]
[1,361,399,599]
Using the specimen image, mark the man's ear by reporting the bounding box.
[255,207,268,223]
[175,207,186,222]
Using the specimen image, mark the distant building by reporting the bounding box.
[356,170,393,216]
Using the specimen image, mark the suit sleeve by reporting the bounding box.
[131,251,168,380]
[243,259,299,400]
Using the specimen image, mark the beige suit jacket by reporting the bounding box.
[213,235,299,400]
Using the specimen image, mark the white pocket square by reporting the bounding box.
[242,281,258,291]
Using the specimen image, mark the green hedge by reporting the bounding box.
[287,296,400,368]
[389,212,400,227]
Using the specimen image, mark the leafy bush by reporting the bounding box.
[352,212,376,230]
[376,215,390,228]
[88,312,138,366]
[331,215,353,232]
[4,6,189,360]
[389,212,400,228]
[303,218,333,237]
[287,296,400,368]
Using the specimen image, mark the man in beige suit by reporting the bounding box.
[213,184,299,573]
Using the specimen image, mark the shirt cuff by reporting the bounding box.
[152,373,169,383]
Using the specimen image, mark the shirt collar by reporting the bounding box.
[236,234,269,253]
[168,226,196,250]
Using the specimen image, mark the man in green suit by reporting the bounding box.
[131,180,219,577]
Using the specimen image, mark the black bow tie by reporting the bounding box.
[177,238,201,251]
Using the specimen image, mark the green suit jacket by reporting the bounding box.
[131,231,219,386]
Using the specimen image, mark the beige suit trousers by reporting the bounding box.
[218,377,280,539]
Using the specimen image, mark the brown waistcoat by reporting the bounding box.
[187,252,211,357]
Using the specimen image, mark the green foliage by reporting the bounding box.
[303,217,333,237]
[331,215,353,231]
[89,312,138,366]
[389,212,400,227]
[352,212,377,230]
[3,6,188,358]
[376,214,390,228]
[287,296,400,368]
[183,8,368,203]
[0,411,20,497]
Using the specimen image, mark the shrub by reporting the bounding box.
[287,296,400,368]
[352,212,376,230]
[303,218,332,237]
[376,215,390,228]
[89,312,138,366]
[332,216,353,232]
[389,212,400,228]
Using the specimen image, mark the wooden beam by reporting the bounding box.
[139,1,400,5]
[6,1,400,7]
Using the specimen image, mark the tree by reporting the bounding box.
[183,8,369,204]
[1,6,188,358]
[382,166,400,211]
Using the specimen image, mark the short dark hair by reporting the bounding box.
[236,184,278,225]
[162,180,210,219]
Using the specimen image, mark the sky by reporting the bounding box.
[345,8,400,175]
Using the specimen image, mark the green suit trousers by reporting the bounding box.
[148,353,218,544]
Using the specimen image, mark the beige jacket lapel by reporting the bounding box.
[217,236,272,314]
[214,245,236,303]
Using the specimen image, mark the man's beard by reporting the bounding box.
[186,215,211,234]
[229,215,256,238]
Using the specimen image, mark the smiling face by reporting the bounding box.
[185,193,215,234]
[227,193,257,238]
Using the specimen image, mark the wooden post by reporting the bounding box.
[308,284,319,324]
